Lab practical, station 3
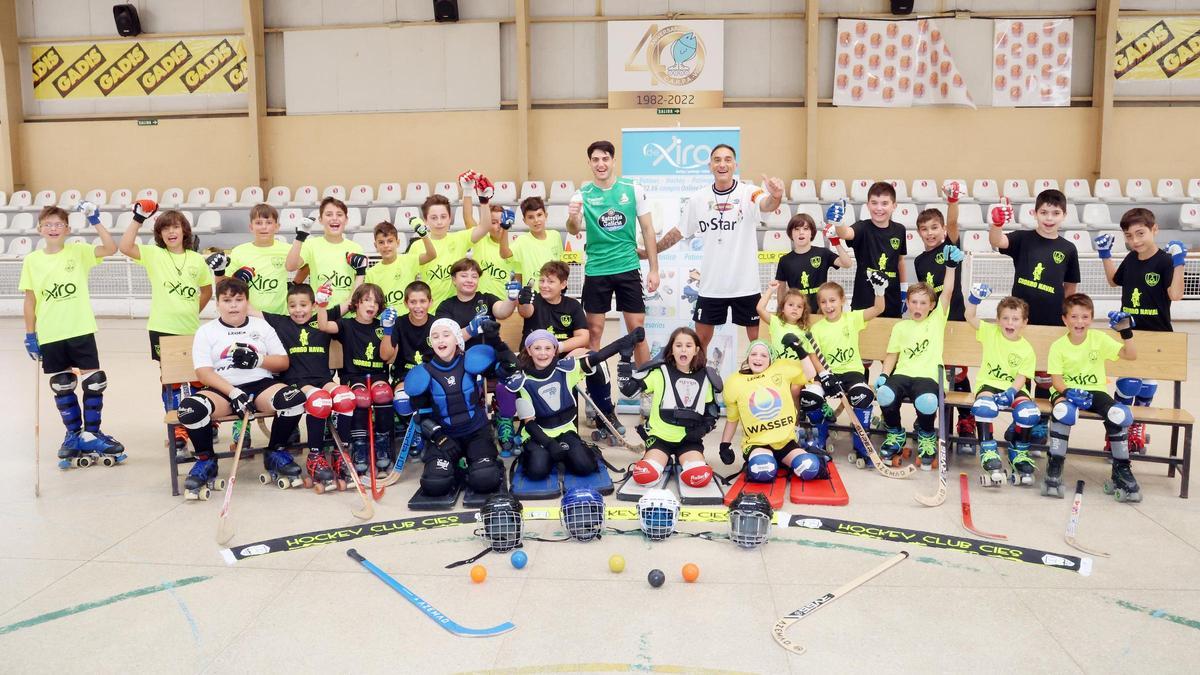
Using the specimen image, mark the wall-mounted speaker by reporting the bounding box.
[113,4,142,37]
[433,0,459,23]
[891,0,914,15]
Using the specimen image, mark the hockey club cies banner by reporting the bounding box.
[31,36,247,100]
[1115,17,1200,81]
[833,19,974,109]
[620,127,741,411]
[992,19,1073,107]
[608,20,724,109]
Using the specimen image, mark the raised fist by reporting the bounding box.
[990,197,1013,227]
[132,199,158,225]
[942,181,961,203]
[205,252,230,276]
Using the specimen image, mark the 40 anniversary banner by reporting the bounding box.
[31,36,248,99]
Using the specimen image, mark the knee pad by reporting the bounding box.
[520,445,551,481]
[799,385,825,413]
[304,389,333,419]
[790,452,824,481]
[81,370,108,394]
[369,380,392,405]
[971,396,1000,422]
[1051,399,1078,426]
[876,384,896,408]
[178,395,215,429]
[1137,380,1158,406]
[632,459,663,485]
[847,383,874,409]
[467,456,504,493]
[562,437,597,476]
[1106,402,1133,428]
[914,392,939,416]
[1034,372,1052,390]
[393,389,414,416]
[745,453,777,483]
[680,460,713,488]
[1012,398,1041,428]
[50,371,78,394]
[351,383,371,409]
[1048,420,1071,457]
[420,455,458,496]
[330,385,356,414]
[272,385,306,417]
[1114,377,1142,402]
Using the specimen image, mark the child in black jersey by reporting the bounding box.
[773,212,851,313]
[1097,207,1187,452]
[316,281,396,476]
[516,260,590,352]
[384,281,435,459]
[833,181,908,318]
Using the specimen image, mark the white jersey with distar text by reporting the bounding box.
[682,180,765,298]
[192,316,286,387]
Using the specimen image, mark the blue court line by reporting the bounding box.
[0,576,211,636]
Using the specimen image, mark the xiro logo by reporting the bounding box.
[167,281,197,299]
[903,339,929,360]
[43,282,77,300]
[250,277,280,292]
[599,209,627,232]
[642,135,712,171]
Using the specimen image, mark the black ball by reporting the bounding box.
[647,568,665,588]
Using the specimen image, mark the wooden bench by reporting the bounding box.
[845,318,1192,498]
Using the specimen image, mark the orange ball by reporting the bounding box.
[470,564,487,583]
[682,563,700,583]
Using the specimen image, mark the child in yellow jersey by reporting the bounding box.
[963,289,1039,486]
[618,327,720,489]
[461,186,515,299]
[512,196,564,285]
[876,243,962,469]
[224,204,291,314]
[806,273,886,466]
[719,341,826,484]
[118,208,214,455]
[285,197,364,308]
[364,220,436,312]
[419,185,492,311]
[21,204,123,464]
[1044,294,1139,501]
[756,281,830,450]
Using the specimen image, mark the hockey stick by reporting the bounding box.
[329,421,375,521]
[959,472,1007,540]
[367,375,384,501]
[33,361,41,498]
[347,548,515,637]
[1065,480,1110,558]
[577,387,644,452]
[802,333,914,479]
[772,551,909,655]
[378,415,418,488]
[914,367,948,507]
[217,407,254,545]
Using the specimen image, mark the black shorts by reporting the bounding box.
[41,334,100,374]
[692,293,759,327]
[881,374,939,407]
[148,330,180,361]
[647,436,705,457]
[286,376,333,390]
[204,377,280,406]
[745,439,800,462]
[582,269,645,314]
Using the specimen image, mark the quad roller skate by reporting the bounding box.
[172,425,191,460]
[351,436,370,475]
[184,458,225,500]
[915,429,938,471]
[1127,423,1147,454]
[1103,459,1142,503]
[1007,445,1036,486]
[304,451,341,493]
[496,416,517,458]
[590,409,626,447]
[57,432,97,469]
[978,441,1004,487]
[879,427,909,466]
[956,415,977,455]
[375,432,393,473]
[259,449,303,489]
[1041,455,1065,498]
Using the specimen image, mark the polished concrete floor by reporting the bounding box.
[2,318,1198,674]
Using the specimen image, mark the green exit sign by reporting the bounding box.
[656,107,680,115]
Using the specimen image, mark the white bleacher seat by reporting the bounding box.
[1003,179,1032,203]
[290,185,318,207]
[109,186,133,205]
[1017,203,1037,227]
[762,203,792,229]
[942,179,972,201]
[434,182,459,204]
[11,212,34,233]
[1187,179,1200,201]
[237,186,264,207]
[761,230,791,254]
[160,188,184,208]
[1082,203,1118,231]
[194,211,221,234]
[323,185,346,201]
[8,235,33,256]
[904,229,919,251]
[893,203,918,228]
[375,183,402,205]
[6,190,32,210]
[211,186,237,207]
[910,179,938,203]
[1094,179,1131,203]
[114,212,134,232]
[348,184,374,206]
[452,205,470,229]
[546,205,569,229]
[492,181,517,206]
[58,189,82,207]
[0,237,6,254]
[788,179,817,203]
[0,191,6,208]
[363,207,392,231]
[961,230,991,253]
[1124,179,1159,202]
[1156,179,1188,203]
[0,213,8,231]
[1062,230,1093,253]
[1180,204,1200,231]
[971,179,999,203]
[884,179,909,202]
[819,179,847,203]
[34,190,55,207]
[1063,179,1096,203]
[402,182,430,206]
[1033,179,1059,195]
[849,179,872,203]
[67,211,113,231]
[395,206,421,225]
[1110,235,1129,256]
[346,208,362,231]
[278,208,303,230]
[266,185,291,206]
[139,212,158,233]
[352,232,377,255]
[563,231,586,256]
[519,181,546,202]
[182,187,210,208]
[955,203,985,229]
[1060,204,1085,230]
[793,203,824,227]
[548,180,575,204]
[135,188,157,204]
[924,203,947,221]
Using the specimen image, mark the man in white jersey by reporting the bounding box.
[652,144,784,348]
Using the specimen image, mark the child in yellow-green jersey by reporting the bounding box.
[460,173,515,299]
[419,174,494,310]
[285,196,364,308]
[511,196,563,285]
[364,220,435,312]
[224,203,291,314]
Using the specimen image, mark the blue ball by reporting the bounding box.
[510,550,528,569]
